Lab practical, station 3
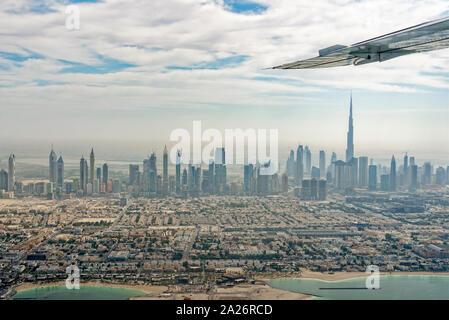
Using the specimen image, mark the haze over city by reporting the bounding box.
[0,0,448,163]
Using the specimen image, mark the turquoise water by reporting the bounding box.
[267,276,449,300]
[13,285,146,300]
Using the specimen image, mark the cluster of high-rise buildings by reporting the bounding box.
[282,94,449,197]
[128,147,232,197]
[1,95,448,200]
[77,149,112,196]
[45,147,113,198]
[128,146,175,196]
[0,154,15,195]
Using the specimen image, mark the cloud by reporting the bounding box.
[166,54,248,70]
[58,55,137,74]
[0,0,448,154]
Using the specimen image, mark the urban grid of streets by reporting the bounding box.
[0,186,448,298]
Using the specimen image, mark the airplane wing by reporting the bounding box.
[271,16,449,69]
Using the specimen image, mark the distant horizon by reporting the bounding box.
[1,138,447,170]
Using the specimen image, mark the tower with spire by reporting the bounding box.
[80,155,88,194]
[57,155,64,188]
[49,145,57,185]
[176,149,181,194]
[390,155,396,191]
[403,152,409,185]
[295,145,303,185]
[345,93,354,162]
[8,154,15,192]
[90,148,95,184]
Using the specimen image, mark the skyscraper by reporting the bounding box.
[244,164,254,193]
[318,179,327,201]
[49,147,57,185]
[214,148,226,193]
[423,162,432,185]
[329,152,337,182]
[257,163,270,195]
[148,153,157,193]
[410,164,418,191]
[215,147,225,165]
[282,173,288,193]
[0,170,8,191]
[80,156,87,193]
[319,150,326,179]
[129,164,139,185]
[90,148,95,184]
[301,179,311,200]
[182,168,188,187]
[403,153,409,185]
[8,154,15,192]
[311,166,320,179]
[163,145,169,195]
[334,160,346,190]
[359,156,368,188]
[295,145,303,185]
[57,156,64,188]
[305,146,311,176]
[195,167,201,193]
[447,166,449,185]
[436,167,445,185]
[349,157,358,187]
[368,164,377,190]
[149,152,157,173]
[208,160,214,194]
[176,150,181,194]
[102,163,109,185]
[381,174,389,191]
[390,155,396,191]
[286,150,295,177]
[345,93,354,162]
[189,164,196,194]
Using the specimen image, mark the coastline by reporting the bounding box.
[11,271,449,300]
[13,281,310,300]
[262,271,449,300]
[261,271,449,282]
[14,281,167,296]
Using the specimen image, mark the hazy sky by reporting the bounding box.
[0,0,448,163]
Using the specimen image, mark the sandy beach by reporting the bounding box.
[12,271,449,300]
[131,283,312,300]
[262,270,449,282]
[13,281,310,300]
[14,281,167,296]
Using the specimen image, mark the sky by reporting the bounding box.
[0,0,448,165]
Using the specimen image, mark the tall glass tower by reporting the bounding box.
[49,147,57,184]
[345,93,354,162]
[8,154,15,192]
[390,155,397,191]
[90,148,95,184]
[57,156,64,188]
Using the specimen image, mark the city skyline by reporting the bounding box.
[1,92,448,171]
[1,97,447,199]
